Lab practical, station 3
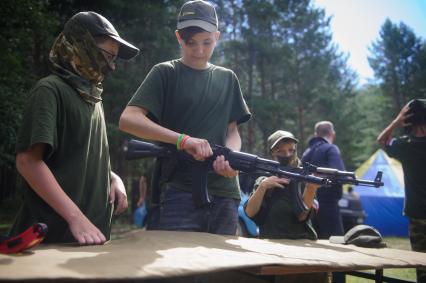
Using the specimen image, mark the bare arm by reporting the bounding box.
[377,105,411,145]
[119,106,212,161]
[298,183,320,221]
[119,106,179,144]
[225,122,242,151]
[244,176,290,218]
[109,171,128,215]
[16,143,106,245]
[136,176,147,207]
[213,121,242,177]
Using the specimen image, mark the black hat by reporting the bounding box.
[406,99,426,126]
[329,225,386,248]
[64,11,139,60]
[177,1,218,32]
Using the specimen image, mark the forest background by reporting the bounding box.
[1,0,426,216]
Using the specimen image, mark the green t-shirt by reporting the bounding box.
[247,177,317,240]
[128,60,251,199]
[385,136,426,218]
[10,74,113,243]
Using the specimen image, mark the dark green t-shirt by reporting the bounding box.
[246,176,317,240]
[385,136,426,218]
[10,74,113,243]
[128,60,251,199]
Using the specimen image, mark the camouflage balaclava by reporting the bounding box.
[49,21,111,104]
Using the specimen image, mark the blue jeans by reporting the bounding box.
[147,186,239,235]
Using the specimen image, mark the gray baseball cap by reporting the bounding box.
[177,1,218,32]
[267,130,299,151]
[329,225,386,248]
[64,11,139,60]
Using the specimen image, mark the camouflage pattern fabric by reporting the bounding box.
[49,22,110,104]
[409,218,426,283]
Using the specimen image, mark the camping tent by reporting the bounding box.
[354,149,408,237]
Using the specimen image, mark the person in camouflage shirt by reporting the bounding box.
[244,130,320,240]
[10,12,139,245]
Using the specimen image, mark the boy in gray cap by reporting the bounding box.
[10,12,139,245]
[377,99,426,282]
[120,1,251,235]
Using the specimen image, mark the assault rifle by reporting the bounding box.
[125,139,383,210]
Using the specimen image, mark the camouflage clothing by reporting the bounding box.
[409,218,426,283]
[246,176,317,240]
[49,22,110,104]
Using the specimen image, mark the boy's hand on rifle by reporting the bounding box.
[213,155,239,178]
[183,137,213,161]
[305,181,321,191]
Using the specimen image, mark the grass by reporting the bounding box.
[346,237,416,283]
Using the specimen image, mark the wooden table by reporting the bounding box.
[0,230,424,282]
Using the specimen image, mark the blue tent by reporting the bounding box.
[354,149,408,237]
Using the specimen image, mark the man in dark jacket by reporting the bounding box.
[301,121,346,239]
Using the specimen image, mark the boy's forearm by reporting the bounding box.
[119,106,180,145]
[378,105,410,145]
[245,184,267,218]
[377,122,396,145]
[302,184,318,209]
[225,122,241,151]
[16,153,84,224]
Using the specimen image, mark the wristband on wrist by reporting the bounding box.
[176,134,185,150]
[180,135,190,150]
[177,134,191,150]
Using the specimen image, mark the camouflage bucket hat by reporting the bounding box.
[267,130,299,151]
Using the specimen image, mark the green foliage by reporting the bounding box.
[1,0,425,196]
[99,0,182,180]
[216,0,358,162]
[368,19,426,112]
[0,0,59,169]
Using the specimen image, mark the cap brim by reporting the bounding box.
[177,20,217,32]
[348,235,385,248]
[270,136,299,150]
[329,236,346,244]
[109,35,140,60]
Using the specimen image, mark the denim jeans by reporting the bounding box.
[147,186,239,235]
